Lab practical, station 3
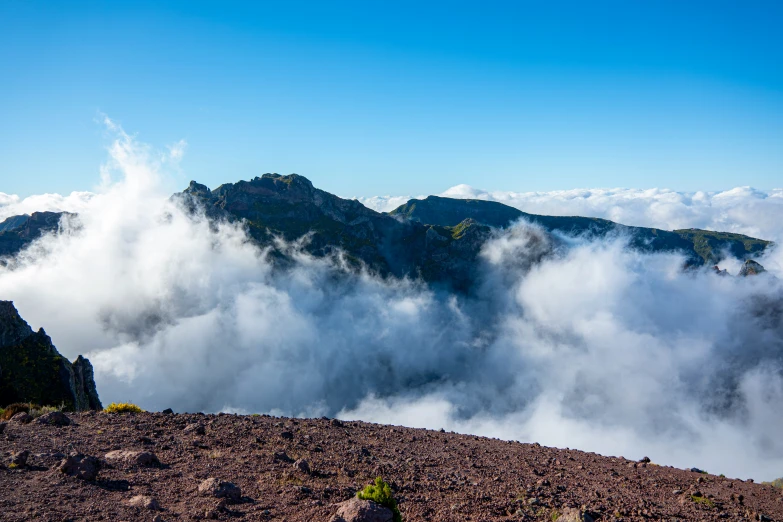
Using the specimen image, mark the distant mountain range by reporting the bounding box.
[0,174,773,291]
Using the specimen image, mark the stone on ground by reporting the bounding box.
[35,411,72,426]
[329,498,394,522]
[9,412,32,424]
[59,453,101,481]
[105,450,160,467]
[558,507,594,522]
[128,495,161,510]
[198,477,242,500]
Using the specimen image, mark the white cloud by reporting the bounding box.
[0,191,95,221]
[359,184,783,244]
[439,184,783,242]
[1,126,783,482]
[354,194,421,213]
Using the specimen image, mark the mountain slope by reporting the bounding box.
[390,195,771,265]
[0,176,773,288]
[178,174,492,291]
[2,411,782,521]
[0,211,66,258]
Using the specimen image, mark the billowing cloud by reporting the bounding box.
[359,185,783,244]
[1,126,782,482]
[0,191,95,221]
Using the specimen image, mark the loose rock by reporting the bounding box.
[35,411,71,426]
[105,450,160,467]
[557,507,594,522]
[183,422,205,435]
[9,412,32,424]
[59,453,101,481]
[10,450,29,467]
[198,477,242,501]
[329,498,394,522]
[274,451,293,462]
[294,458,311,474]
[129,495,161,510]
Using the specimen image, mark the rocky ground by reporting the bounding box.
[1,411,782,522]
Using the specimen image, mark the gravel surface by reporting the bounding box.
[1,411,781,521]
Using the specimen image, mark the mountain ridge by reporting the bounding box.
[390,194,771,265]
[0,174,773,290]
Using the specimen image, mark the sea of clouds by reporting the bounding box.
[360,185,783,248]
[1,123,782,481]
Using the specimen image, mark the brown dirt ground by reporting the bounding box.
[1,412,782,521]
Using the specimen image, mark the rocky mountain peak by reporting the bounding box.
[0,301,102,410]
[185,180,211,196]
[739,259,766,277]
[0,300,34,348]
[258,172,315,191]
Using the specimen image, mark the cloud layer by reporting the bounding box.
[0,191,95,221]
[359,185,783,245]
[1,127,782,482]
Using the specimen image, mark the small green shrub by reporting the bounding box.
[764,477,783,489]
[691,495,715,508]
[29,404,64,419]
[104,402,144,414]
[357,477,402,522]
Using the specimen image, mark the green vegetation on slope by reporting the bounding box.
[674,228,771,265]
[357,477,402,522]
[389,195,772,265]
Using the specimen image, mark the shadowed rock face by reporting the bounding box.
[178,174,494,292]
[0,301,102,410]
[739,259,766,277]
[0,211,67,257]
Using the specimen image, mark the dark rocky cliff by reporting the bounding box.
[178,174,492,292]
[0,211,67,258]
[0,301,101,410]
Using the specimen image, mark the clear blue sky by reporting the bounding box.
[1,0,782,198]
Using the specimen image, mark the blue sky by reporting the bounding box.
[1,0,782,198]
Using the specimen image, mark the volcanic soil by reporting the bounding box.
[1,411,781,521]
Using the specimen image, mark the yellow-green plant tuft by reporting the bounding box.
[29,404,63,418]
[104,402,144,414]
[1,402,41,420]
[357,477,402,522]
[691,495,715,508]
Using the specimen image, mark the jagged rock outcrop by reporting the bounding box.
[0,211,67,257]
[739,259,766,277]
[0,301,102,410]
[712,259,768,278]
